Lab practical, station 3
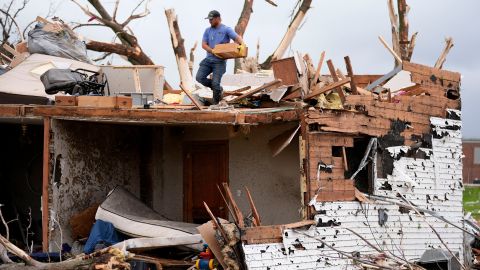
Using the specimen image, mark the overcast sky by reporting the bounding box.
[11,0,480,138]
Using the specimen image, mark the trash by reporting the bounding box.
[28,22,91,63]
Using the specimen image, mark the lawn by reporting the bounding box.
[464,185,480,220]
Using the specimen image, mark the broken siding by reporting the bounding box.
[243,113,464,269]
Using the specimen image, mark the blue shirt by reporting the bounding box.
[202,24,238,59]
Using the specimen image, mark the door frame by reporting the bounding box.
[183,140,229,222]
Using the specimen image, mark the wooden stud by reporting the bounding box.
[203,202,229,241]
[180,84,203,110]
[344,56,358,95]
[221,183,245,228]
[227,79,282,104]
[311,51,326,88]
[378,36,403,64]
[42,117,51,252]
[244,186,261,226]
[326,60,345,102]
[217,185,239,225]
[133,68,142,93]
[304,78,351,100]
[342,146,349,172]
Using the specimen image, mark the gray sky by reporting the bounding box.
[12,0,480,138]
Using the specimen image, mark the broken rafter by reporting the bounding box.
[379,35,402,64]
[260,0,312,69]
[244,186,261,226]
[326,60,346,102]
[434,37,454,69]
[221,183,245,228]
[227,79,282,104]
[304,77,351,100]
[344,56,358,95]
[310,51,325,88]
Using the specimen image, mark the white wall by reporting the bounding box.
[244,112,465,269]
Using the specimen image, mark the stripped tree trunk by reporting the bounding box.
[397,0,409,60]
[434,37,454,69]
[234,0,254,73]
[165,8,195,91]
[260,0,312,69]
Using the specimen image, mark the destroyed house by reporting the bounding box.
[0,54,468,269]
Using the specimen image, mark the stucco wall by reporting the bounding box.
[154,123,302,225]
[50,120,142,248]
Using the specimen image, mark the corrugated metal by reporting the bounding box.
[244,111,465,270]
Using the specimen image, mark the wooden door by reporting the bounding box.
[183,140,228,223]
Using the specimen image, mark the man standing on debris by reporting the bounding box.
[196,10,244,104]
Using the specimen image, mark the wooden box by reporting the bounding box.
[271,57,299,86]
[77,96,116,108]
[213,43,248,59]
[115,96,132,109]
[55,95,77,106]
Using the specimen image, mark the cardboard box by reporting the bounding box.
[55,95,77,106]
[213,43,248,59]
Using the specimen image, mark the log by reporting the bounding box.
[165,9,195,92]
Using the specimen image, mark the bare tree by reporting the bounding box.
[71,0,154,65]
[0,0,29,59]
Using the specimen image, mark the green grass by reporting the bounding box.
[464,186,480,220]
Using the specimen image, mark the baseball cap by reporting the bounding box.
[205,10,221,20]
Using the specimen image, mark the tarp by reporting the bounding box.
[0,53,99,99]
[84,219,123,254]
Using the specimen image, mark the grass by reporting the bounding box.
[464,185,480,220]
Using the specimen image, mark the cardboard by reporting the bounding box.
[213,43,248,59]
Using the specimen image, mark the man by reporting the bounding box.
[196,10,244,104]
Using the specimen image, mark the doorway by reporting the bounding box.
[183,140,228,223]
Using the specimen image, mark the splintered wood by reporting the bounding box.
[303,62,461,202]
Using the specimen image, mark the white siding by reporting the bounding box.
[244,112,464,270]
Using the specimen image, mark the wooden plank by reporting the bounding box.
[55,96,77,106]
[203,202,229,241]
[77,96,116,108]
[133,68,142,93]
[378,35,402,64]
[311,51,326,88]
[222,183,245,228]
[227,79,282,104]
[344,56,358,94]
[304,78,351,100]
[223,86,251,97]
[342,146,349,172]
[180,84,203,110]
[42,117,50,252]
[244,187,261,226]
[326,60,345,102]
[271,57,298,85]
[115,96,132,109]
[242,225,283,244]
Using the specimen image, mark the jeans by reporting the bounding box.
[196,57,226,104]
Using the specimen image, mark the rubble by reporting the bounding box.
[0,0,474,270]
